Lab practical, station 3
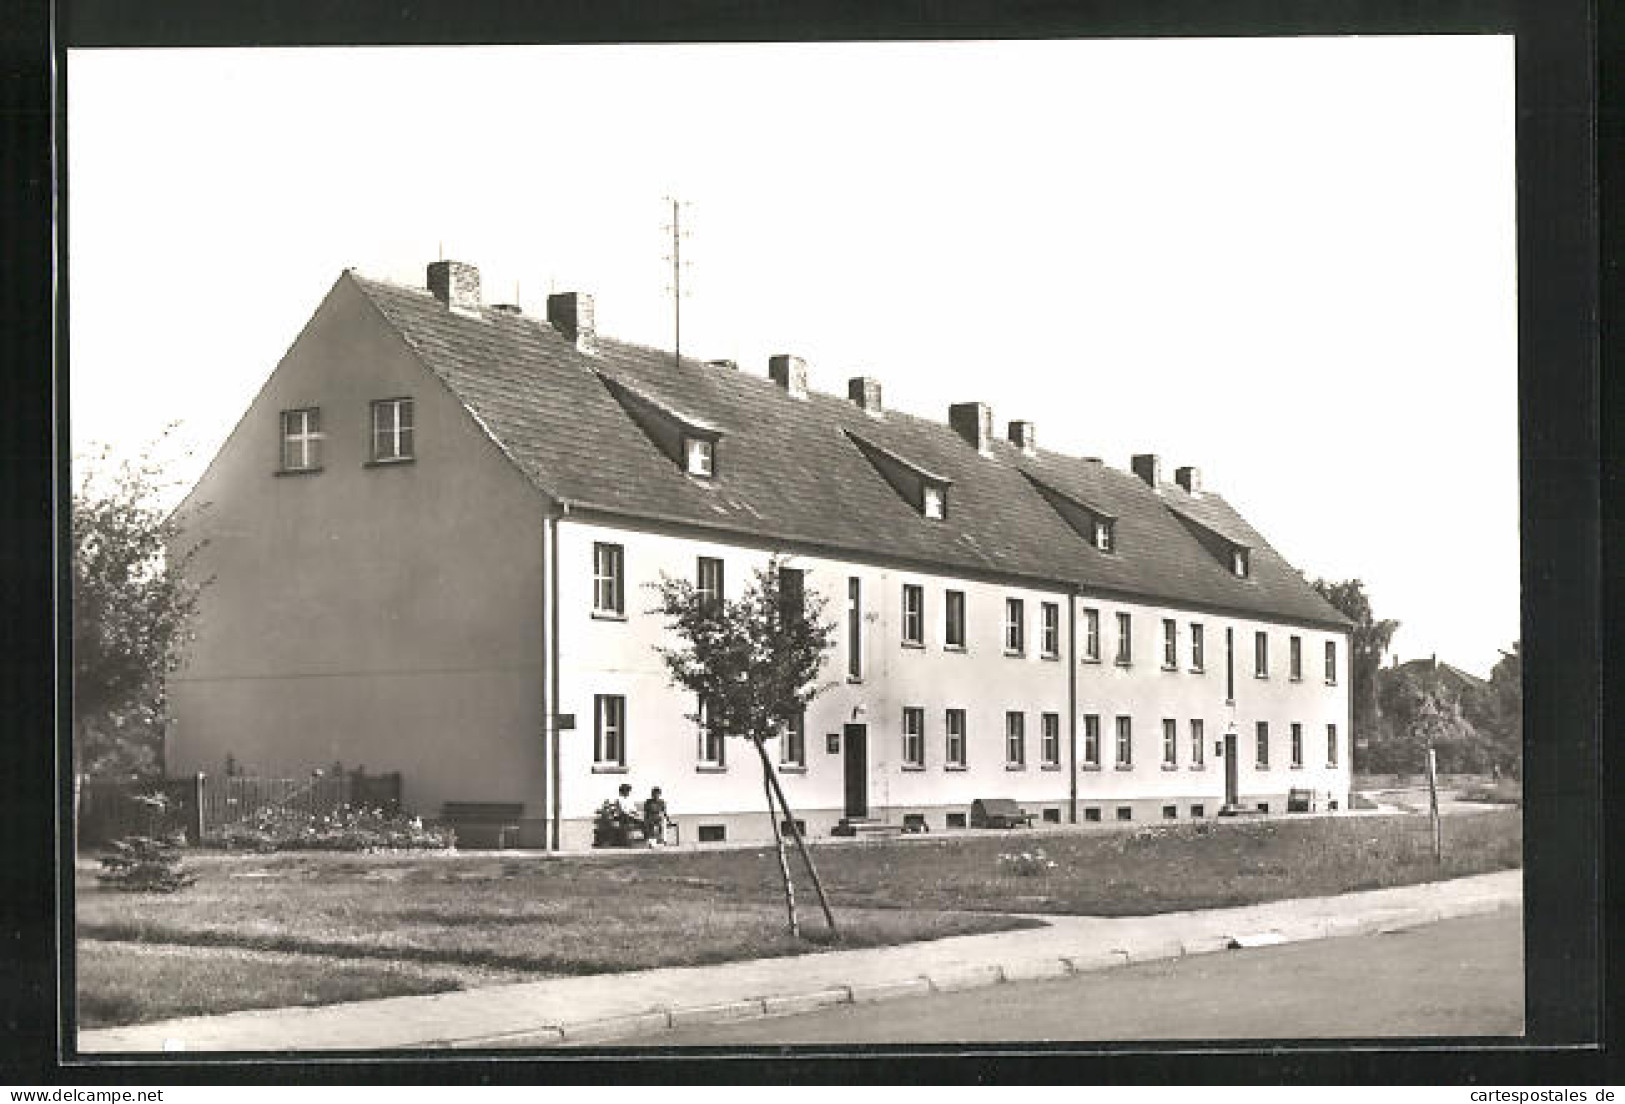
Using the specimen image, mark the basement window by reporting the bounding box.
[1162,805,1178,819]
[946,812,967,829]
[1191,804,1205,819]
[1042,807,1061,824]
[697,824,726,843]
[1084,807,1102,823]
[1116,806,1133,821]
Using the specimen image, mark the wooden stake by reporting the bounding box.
[1426,746,1442,863]
[757,737,799,938]
[752,736,839,937]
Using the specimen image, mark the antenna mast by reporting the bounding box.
[662,196,691,367]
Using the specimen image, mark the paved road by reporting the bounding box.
[651,908,1524,1045]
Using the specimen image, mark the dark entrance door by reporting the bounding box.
[843,723,868,818]
[1223,731,1240,808]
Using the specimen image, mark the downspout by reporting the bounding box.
[549,502,569,851]
[1067,586,1078,824]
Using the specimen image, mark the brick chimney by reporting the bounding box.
[769,355,809,400]
[427,260,481,314]
[1131,453,1161,487]
[848,376,883,415]
[1008,420,1037,457]
[1175,465,1202,494]
[547,292,596,353]
[949,403,994,455]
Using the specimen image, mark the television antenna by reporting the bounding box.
[662,196,692,367]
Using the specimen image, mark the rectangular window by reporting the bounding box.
[1162,619,1178,669]
[279,407,322,472]
[697,557,725,611]
[1291,722,1304,768]
[1084,608,1101,661]
[1005,598,1025,654]
[1041,602,1060,658]
[1256,721,1270,769]
[1233,547,1250,577]
[1005,712,1026,767]
[945,709,967,769]
[777,567,805,628]
[781,710,806,768]
[944,590,966,649]
[370,398,415,462]
[594,694,626,768]
[1190,718,1205,767]
[1041,713,1061,768]
[1226,627,1236,702]
[902,707,925,768]
[1191,623,1205,671]
[1043,808,1062,824]
[1084,807,1101,823]
[1254,631,1269,678]
[922,484,946,519]
[1163,804,1178,820]
[1115,715,1133,768]
[847,577,863,680]
[1116,806,1133,822]
[1326,640,1339,685]
[1162,718,1178,767]
[1094,518,1115,552]
[946,812,967,829]
[697,696,726,768]
[1116,612,1133,665]
[1082,714,1101,767]
[684,436,715,477]
[1327,723,1339,767]
[1290,635,1303,681]
[1191,804,1205,819]
[902,584,925,646]
[697,824,726,843]
[592,543,624,616]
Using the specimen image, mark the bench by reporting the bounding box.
[970,798,1035,829]
[440,801,525,848]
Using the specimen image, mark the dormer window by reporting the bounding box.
[598,373,724,481]
[846,431,953,522]
[1024,474,1117,554]
[1093,518,1115,552]
[1232,546,1250,577]
[684,436,715,478]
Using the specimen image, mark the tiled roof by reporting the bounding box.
[350,272,1349,630]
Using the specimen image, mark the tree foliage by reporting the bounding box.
[73,437,209,778]
[649,558,838,743]
[648,557,840,937]
[1311,578,1399,753]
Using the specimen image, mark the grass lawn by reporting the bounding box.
[76,940,479,1028]
[77,808,1519,1027]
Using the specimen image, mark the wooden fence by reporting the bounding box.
[76,769,402,848]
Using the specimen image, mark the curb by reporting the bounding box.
[507,896,1518,1048]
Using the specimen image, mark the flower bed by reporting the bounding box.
[204,805,454,852]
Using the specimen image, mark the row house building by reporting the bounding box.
[168,259,1353,848]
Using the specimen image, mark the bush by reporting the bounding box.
[97,833,197,893]
[997,848,1058,877]
[204,804,455,852]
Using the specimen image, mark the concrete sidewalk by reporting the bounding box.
[77,868,1521,1053]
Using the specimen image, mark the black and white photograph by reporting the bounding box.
[56,27,1566,1067]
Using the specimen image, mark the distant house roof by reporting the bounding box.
[349,271,1350,630]
[1395,657,1489,692]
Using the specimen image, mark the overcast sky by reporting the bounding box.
[68,38,1518,675]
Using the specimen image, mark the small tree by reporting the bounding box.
[72,433,210,778]
[649,557,840,939]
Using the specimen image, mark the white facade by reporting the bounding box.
[551,513,1350,848]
